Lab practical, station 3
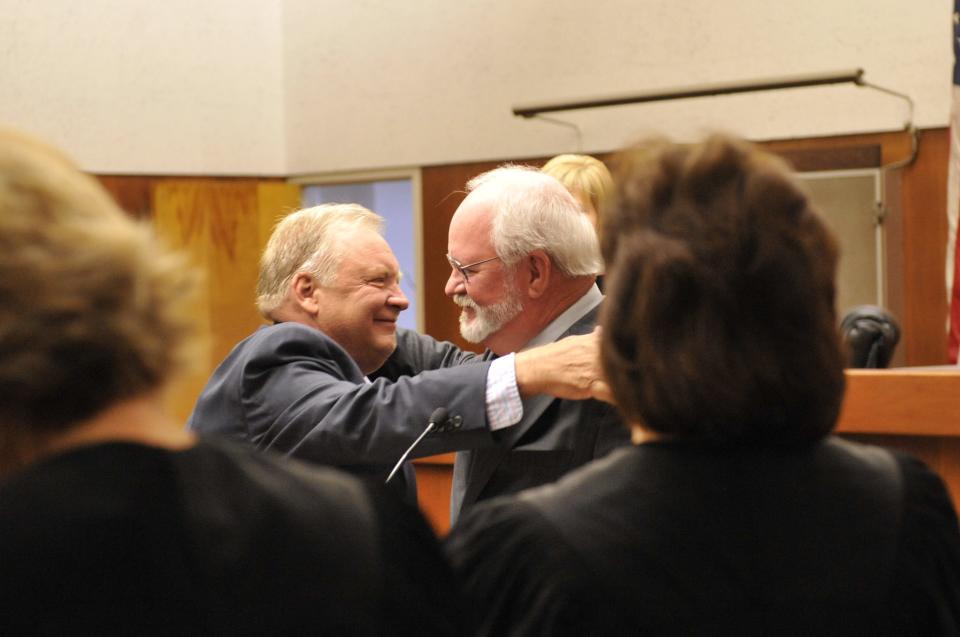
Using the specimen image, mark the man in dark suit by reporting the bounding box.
[443,166,630,520]
[187,203,608,503]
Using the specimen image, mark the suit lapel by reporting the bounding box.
[455,303,604,516]
[457,393,554,514]
[449,450,471,523]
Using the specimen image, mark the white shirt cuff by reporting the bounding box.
[485,353,523,431]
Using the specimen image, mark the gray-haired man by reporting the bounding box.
[441,167,630,520]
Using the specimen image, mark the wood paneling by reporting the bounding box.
[99,176,300,424]
[257,182,304,255]
[416,370,960,535]
[421,160,504,351]
[413,461,455,535]
[154,181,264,363]
[839,369,960,437]
[96,176,152,219]
[420,129,951,365]
[155,180,301,423]
[761,129,949,365]
[837,368,960,511]
[773,144,882,172]
[898,129,949,364]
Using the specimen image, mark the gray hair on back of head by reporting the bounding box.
[466,166,603,276]
[256,203,383,319]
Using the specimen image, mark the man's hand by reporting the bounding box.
[514,328,614,404]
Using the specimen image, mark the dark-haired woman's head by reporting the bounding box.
[600,134,844,446]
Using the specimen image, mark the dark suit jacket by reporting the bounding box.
[446,437,960,636]
[0,438,469,635]
[450,304,630,520]
[187,322,495,502]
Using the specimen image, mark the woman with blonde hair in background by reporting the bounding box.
[542,153,613,289]
[541,153,613,231]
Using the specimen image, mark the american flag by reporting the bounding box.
[948,0,960,362]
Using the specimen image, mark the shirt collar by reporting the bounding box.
[522,283,603,350]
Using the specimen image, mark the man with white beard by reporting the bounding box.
[442,166,630,521]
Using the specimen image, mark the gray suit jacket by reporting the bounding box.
[187,322,495,502]
[449,305,630,521]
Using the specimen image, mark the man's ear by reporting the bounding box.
[524,250,552,299]
[292,272,320,314]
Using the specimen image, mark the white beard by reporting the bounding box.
[453,288,523,344]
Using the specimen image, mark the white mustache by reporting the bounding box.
[453,294,477,310]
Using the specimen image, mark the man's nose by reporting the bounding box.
[388,285,409,311]
[444,269,465,297]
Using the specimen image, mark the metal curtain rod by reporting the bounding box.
[512,68,865,118]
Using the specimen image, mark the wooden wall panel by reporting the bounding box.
[420,129,952,365]
[257,182,304,256]
[98,176,300,424]
[898,129,949,364]
[421,160,504,350]
[96,176,152,219]
[763,129,949,365]
[415,371,960,535]
[413,461,455,535]
[154,181,264,362]
[839,369,960,437]
[155,181,263,424]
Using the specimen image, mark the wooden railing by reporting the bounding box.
[416,369,960,535]
[837,369,960,436]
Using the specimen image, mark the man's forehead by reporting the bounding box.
[340,226,389,251]
[452,192,495,233]
[336,229,399,269]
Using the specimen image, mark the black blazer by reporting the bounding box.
[450,304,630,521]
[446,436,960,636]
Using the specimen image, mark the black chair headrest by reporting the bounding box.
[839,305,900,369]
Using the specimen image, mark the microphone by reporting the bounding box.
[385,407,449,484]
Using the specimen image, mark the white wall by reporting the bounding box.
[284,0,952,173]
[1,1,950,175]
[0,0,286,174]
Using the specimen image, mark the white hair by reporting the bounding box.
[466,166,603,276]
[256,203,383,318]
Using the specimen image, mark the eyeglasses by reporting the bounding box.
[446,253,501,284]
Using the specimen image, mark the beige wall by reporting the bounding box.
[1,0,951,175]
[0,0,286,174]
